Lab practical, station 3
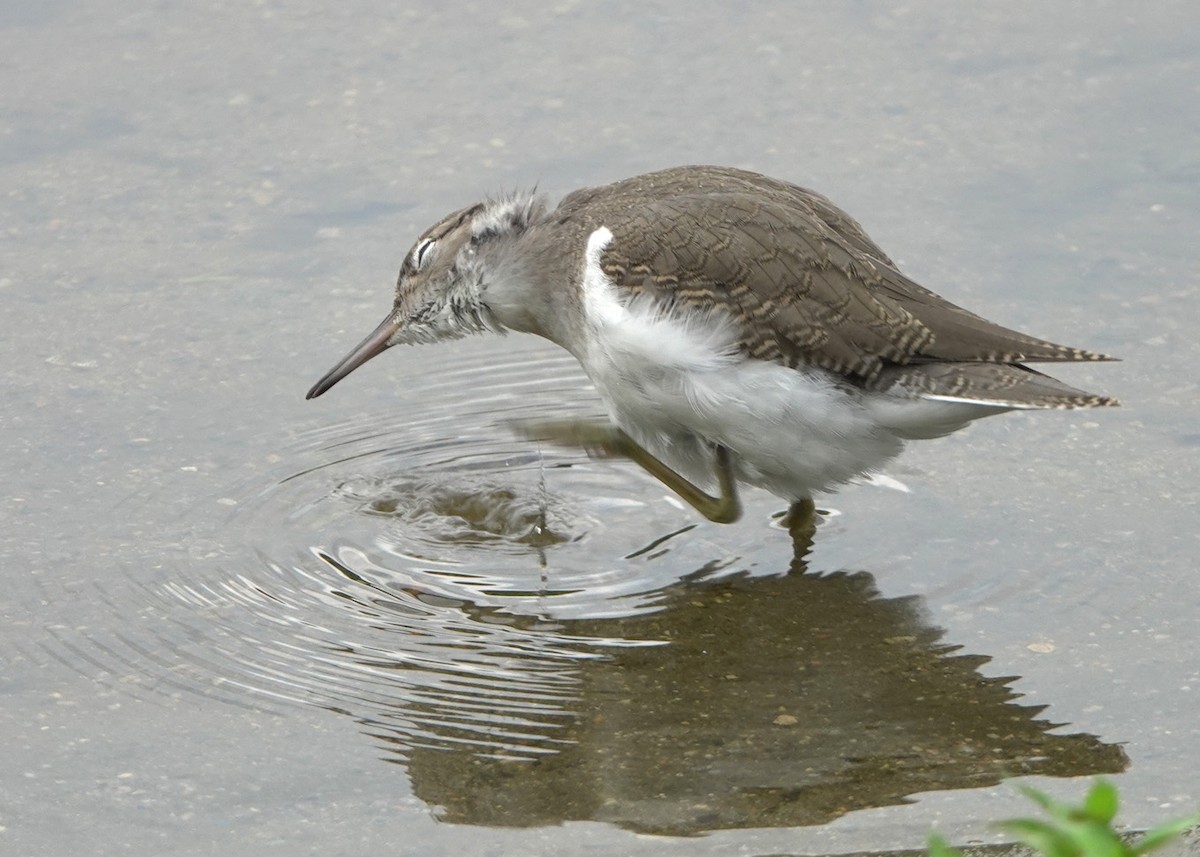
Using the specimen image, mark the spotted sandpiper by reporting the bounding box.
[307,166,1117,524]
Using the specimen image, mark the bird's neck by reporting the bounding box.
[476,222,587,352]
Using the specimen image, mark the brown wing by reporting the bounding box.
[580,170,1111,385]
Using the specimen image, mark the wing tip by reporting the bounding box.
[921,391,1121,409]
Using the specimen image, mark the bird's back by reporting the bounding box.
[549,165,1117,409]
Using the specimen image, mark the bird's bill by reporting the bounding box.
[306,314,400,399]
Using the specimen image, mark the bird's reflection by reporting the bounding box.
[327,514,1126,835]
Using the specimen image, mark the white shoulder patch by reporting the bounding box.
[578,225,738,374]
[580,226,620,326]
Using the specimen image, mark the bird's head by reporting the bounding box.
[306,192,544,399]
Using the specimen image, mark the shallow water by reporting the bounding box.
[3,2,1199,855]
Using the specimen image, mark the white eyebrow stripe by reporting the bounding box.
[413,238,436,269]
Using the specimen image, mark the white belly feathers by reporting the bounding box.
[577,226,906,499]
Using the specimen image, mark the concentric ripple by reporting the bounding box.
[182,343,794,757]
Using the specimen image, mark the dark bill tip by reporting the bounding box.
[306,314,401,400]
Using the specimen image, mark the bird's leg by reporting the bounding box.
[783,498,819,566]
[631,440,742,524]
[513,419,742,524]
[783,498,817,545]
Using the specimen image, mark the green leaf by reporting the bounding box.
[1016,784,1078,822]
[1057,819,1127,857]
[1083,780,1120,825]
[1131,813,1200,856]
[948,779,1196,857]
[927,831,962,857]
[998,818,1080,857]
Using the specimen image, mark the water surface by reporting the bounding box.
[2,2,1198,855]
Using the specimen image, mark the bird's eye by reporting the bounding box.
[413,238,436,270]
